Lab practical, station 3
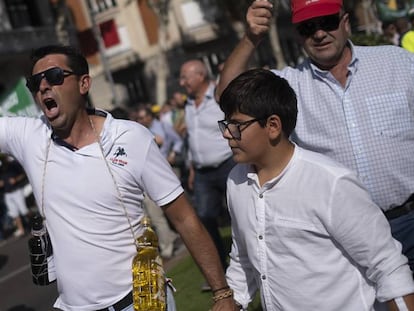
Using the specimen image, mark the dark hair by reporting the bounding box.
[109,107,130,120]
[136,104,155,118]
[219,68,298,137]
[29,45,89,75]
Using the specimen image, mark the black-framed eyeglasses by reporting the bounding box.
[296,14,343,37]
[26,67,78,93]
[218,118,263,140]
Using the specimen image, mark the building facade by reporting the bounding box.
[0,0,239,111]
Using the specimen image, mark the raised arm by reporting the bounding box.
[215,0,274,101]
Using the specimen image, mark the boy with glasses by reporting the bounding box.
[216,0,414,277]
[219,68,414,310]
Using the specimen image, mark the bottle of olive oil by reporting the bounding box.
[132,216,166,311]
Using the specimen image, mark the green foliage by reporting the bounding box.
[199,0,250,21]
[375,0,414,22]
[350,33,393,46]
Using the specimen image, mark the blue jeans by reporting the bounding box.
[193,157,236,269]
[116,286,176,311]
[389,210,414,275]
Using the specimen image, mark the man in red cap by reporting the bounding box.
[216,0,414,310]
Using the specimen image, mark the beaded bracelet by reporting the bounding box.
[212,288,233,303]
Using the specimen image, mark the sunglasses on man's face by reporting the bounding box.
[26,67,77,93]
[296,14,343,37]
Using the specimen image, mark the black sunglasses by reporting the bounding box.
[26,67,78,93]
[296,14,343,37]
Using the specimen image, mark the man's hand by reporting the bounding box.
[187,165,195,191]
[154,135,164,147]
[246,0,274,46]
[215,0,274,101]
[167,151,176,165]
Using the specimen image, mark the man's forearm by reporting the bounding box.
[164,194,228,290]
[215,35,257,102]
[177,218,226,289]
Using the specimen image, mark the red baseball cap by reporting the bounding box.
[291,0,343,24]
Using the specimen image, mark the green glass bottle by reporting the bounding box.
[132,216,166,311]
[28,214,56,285]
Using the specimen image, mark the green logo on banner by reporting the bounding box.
[0,78,40,117]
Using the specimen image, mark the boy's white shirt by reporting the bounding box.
[226,144,414,310]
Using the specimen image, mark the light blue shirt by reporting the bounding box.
[185,82,232,168]
[149,118,183,159]
[273,42,414,211]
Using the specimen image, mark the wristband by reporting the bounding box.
[395,297,409,311]
[212,288,233,303]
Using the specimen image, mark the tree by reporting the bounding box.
[197,0,287,68]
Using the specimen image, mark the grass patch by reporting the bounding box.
[168,226,262,310]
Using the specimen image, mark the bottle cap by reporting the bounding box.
[31,214,44,231]
[141,215,151,226]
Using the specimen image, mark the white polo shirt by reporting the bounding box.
[226,145,414,310]
[0,110,183,310]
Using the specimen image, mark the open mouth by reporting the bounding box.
[43,98,57,110]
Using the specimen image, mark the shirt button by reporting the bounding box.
[258,235,263,240]
[259,194,263,198]
[261,275,266,280]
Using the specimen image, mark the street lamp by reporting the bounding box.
[147,0,170,106]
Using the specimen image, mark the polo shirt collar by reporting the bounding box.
[51,108,110,152]
[186,82,216,106]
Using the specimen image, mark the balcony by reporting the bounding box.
[0,27,60,55]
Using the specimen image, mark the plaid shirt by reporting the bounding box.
[273,41,414,211]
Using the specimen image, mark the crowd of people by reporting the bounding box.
[380,7,414,51]
[108,60,233,271]
[0,0,413,310]
[0,154,33,240]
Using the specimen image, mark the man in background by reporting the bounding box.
[179,60,235,290]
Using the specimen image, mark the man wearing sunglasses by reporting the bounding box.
[217,0,414,295]
[0,45,237,310]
